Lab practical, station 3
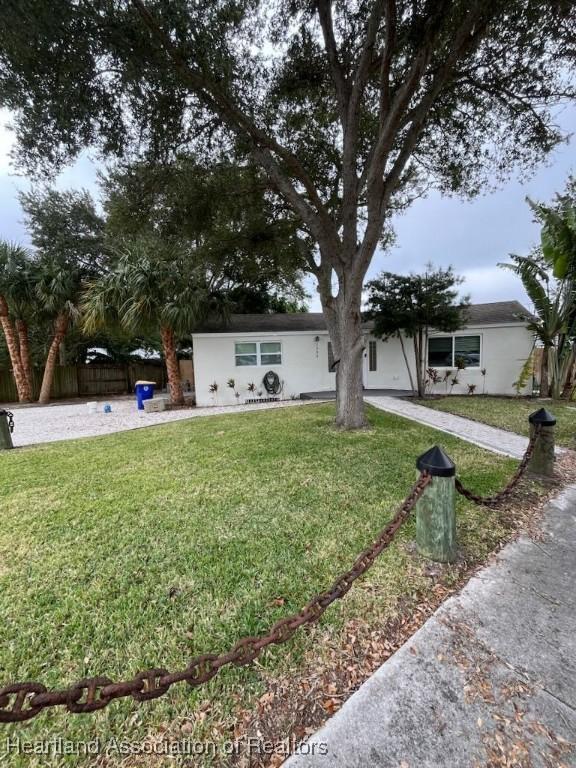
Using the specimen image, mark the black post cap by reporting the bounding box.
[528,407,556,427]
[416,445,455,477]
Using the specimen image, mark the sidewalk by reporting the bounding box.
[365,395,529,458]
[287,485,576,768]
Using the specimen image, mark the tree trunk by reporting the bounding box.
[540,346,550,398]
[16,319,33,395]
[160,325,184,406]
[59,338,66,366]
[398,333,416,395]
[321,292,366,429]
[413,333,425,398]
[0,296,31,403]
[38,313,68,404]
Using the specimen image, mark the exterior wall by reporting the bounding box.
[193,322,534,406]
[364,324,534,396]
[193,331,335,406]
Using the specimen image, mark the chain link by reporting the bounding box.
[0,409,14,433]
[455,424,540,507]
[0,472,431,723]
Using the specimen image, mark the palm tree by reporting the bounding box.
[83,240,223,405]
[35,256,82,404]
[0,241,34,402]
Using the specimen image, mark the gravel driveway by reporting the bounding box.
[3,396,311,447]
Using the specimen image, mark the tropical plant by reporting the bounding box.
[513,350,535,396]
[500,253,568,398]
[83,239,224,405]
[481,368,487,395]
[467,384,477,395]
[0,241,35,402]
[34,255,83,403]
[425,367,441,395]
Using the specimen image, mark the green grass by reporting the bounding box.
[0,404,519,765]
[418,395,576,447]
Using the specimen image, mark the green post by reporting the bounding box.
[528,407,556,478]
[0,409,14,450]
[415,446,456,563]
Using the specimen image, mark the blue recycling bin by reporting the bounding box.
[135,381,155,410]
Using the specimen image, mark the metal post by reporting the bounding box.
[415,446,456,563]
[0,409,14,450]
[528,407,556,478]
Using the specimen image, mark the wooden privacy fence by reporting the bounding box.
[0,363,167,403]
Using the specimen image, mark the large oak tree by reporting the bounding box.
[1,0,574,427]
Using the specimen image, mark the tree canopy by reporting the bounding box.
[1,0,574,424]
[101,157,309,306]
[365,266,468,395]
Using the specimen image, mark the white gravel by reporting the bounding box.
[4,396,315,447]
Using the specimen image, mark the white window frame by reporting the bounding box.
[234,340,283,367]
[427,334,482,369]
[368,340,377,372]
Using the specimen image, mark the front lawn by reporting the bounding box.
[418,396,576,447]
[0,403,519,765]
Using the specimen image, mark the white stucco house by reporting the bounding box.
[192,301,534,407]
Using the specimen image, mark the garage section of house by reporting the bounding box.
[191,301,534,406]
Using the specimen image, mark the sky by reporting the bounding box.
[0,103,575,313]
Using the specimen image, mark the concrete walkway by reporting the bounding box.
[287,485,576,768]
[365,395,528,458]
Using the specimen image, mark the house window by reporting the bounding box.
[235,342,258,366]
[260,341,282,365]
[455,335,481,367]
[368,340,377,372]
[327,341,337,372]
[428,335,481,368]
[235,341,282,367]
[428,337,453,367]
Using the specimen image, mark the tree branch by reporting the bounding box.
[379,0,396,123]
[129,0,334,232]
[251,147,341,260]
[357,2,492,281]
[317,0,349,120]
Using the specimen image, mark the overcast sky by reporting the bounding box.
[1,103,574,313]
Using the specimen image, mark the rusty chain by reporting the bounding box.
[0,472,431,723]
[0,409,14,433]
[455,424,540,507]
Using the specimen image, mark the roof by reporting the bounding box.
[194,301,532,334]
[195,313,328,333]
[462,301,533,326]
